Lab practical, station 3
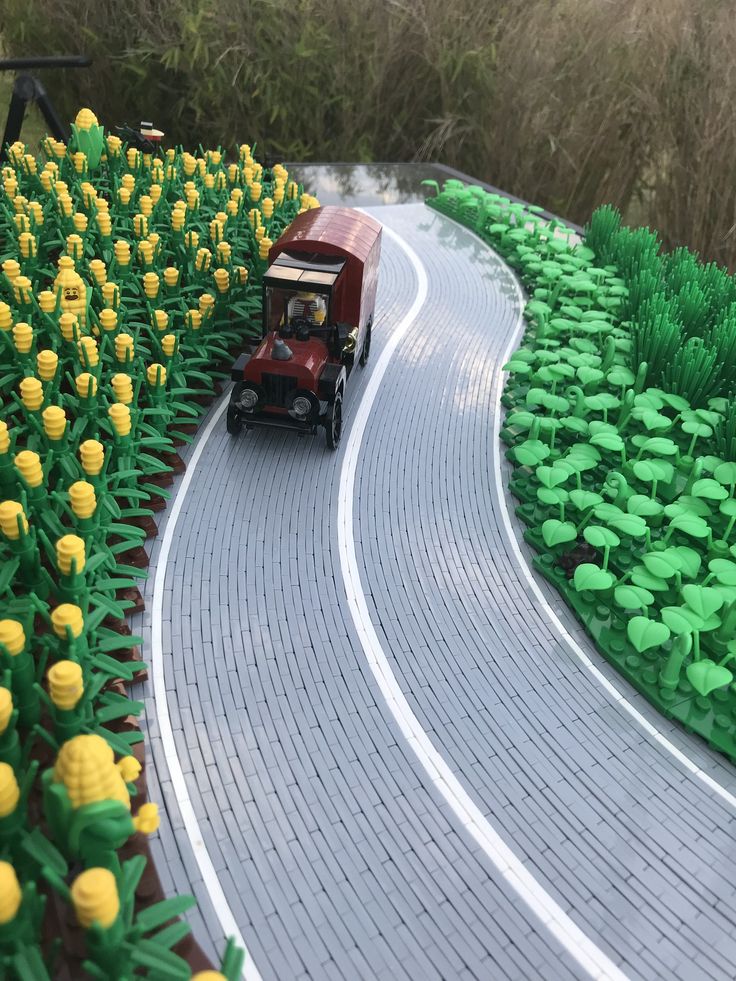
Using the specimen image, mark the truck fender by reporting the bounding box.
[318,364,347,402]
[230,351,251,380]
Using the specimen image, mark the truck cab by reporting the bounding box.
[228,206,382,449]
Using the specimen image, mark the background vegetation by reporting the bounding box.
[2,0,735,266]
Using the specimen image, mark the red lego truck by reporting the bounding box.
[228,206,382,449]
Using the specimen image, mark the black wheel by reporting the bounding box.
[226,406,242,435]
[227,383,243,435]
[325,389,343,450]
[359,318,372,367]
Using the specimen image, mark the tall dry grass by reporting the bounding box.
[2,0,735,265]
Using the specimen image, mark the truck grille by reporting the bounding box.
[261,372,298,406]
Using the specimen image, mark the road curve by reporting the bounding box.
[134,203,736,981]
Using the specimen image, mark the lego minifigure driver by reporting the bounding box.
[288,291,326,324]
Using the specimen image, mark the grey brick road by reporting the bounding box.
[133,204,736,980]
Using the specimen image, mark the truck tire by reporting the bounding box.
[325,389,343,450]
[359,318,372,367]
[227,383,243,435]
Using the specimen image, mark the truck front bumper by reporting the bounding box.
[231,407,321,436]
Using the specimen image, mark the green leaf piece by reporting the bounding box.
[569,337,597,354]
[627,616,671,653]
[583,526,621,549]
[640,410,672,432]
[569,490,604,511]
[568,442,601,461]
[715,585,736,607]
[668,546,702,579]
[626,495,663,517]
[535,465,569,489]
[614,585,655,609]
[503,361,532,375]
[549,362,575,380]
[659,392,690,411]
[633,459,674,484]
[682,420,713,442]
[573,563,615,592]
[699,455,724,473]
[664,497,712,519]
[541,519,577,548]
[559,416,590,435]
[695,408,721,427]
[552,459,578,479]
[588,421,618,437]
[631,566,670,591]
[526,387,548,407]
[642,552,680,580]
[542,393,570,413]
[681,584,724,619]
[537,486,569,506]
[714,462,736,486]
[662,606,705,634]
[568,353,602,369]
[506,411,536,429]
[524,301,551,320]
[514,439,551,467]
[590,432,624,452]
[686,660,734,696]
[607,367,636,387]
[577,366,605,387]
[708,559,736,586]
[668,512,710,539]
[608,513,647,538]
[691,478,728,501]
[594,503,626,522]
[641,437,679,457]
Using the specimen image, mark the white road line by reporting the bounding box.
[477,221,736,812]
[338,219,628,981]
[150,394,261,981]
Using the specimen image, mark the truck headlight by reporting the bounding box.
[292,396,312,417]
[239,388,259,410]
[287,390,319,421]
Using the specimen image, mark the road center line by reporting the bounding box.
[338,217,628,981]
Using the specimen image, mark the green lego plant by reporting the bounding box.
[428,180,736,763]
[0,861,54,980]
[0,112,310,975]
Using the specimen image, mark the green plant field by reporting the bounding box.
[0,113,312,977]
[428,181,736,764]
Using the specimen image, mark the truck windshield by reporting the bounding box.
[265,286,330,332]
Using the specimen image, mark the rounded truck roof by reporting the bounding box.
[270,206,382,265]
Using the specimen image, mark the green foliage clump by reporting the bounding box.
[714,400,736,462]
[629,294,682,385]
[618,268,663,323]
[674,282,711,338]
[659,337,722,406]
[704,304,736,396]
[440,183,736,763]
[608,226,662,281]
[584,205,621,260]
[583,204,736,406]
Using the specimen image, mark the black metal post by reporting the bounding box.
[0,55,90,162]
